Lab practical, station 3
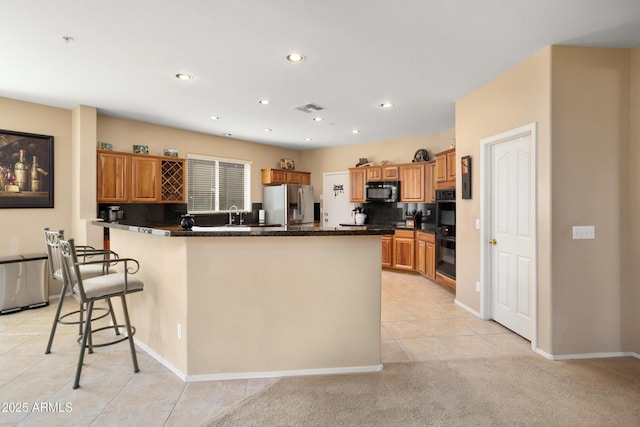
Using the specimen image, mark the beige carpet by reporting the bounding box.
[205,355,640,426]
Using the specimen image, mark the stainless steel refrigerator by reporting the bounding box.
[262,184,314,226]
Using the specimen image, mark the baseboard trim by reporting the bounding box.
[535,348,640,361]
[185,364,384,383]
[134,339,383,383]
[133,339,187,381]
[454,298,481,318]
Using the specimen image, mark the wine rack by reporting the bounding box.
[161,159,185,202]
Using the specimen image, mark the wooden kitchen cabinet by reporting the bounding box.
[399,163,426,202]
[393,229,415,270]
[131,156,160,202]
[97,150,186,203]
[381,235,393,268]
[382,165,399,180]
[366,167,382,181]
[97,151,129,203]
[425,161,436,203]
[435,148,456,189]
[261,168,310,185]
[416,231,436,280]
[349,168,366,203]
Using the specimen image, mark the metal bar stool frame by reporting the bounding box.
[43,228,120,354]
[58,238,144,389]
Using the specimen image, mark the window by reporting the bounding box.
[187,153,251,213]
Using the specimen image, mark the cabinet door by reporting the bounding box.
[286,171,303,184]
[446,150,456,183]
[300,173,311,185]
[425,162,436,203]
[435,153,447,183]
[349,168,366,203]
[97,152,129,203]
[366,167,382,181]
[416,239,426,274]
[394,237,415,270]
[382,166,399,181]
[381,235,393,268]
[131,156,160,202]
[399,163,426,202]
[425,241,436,280]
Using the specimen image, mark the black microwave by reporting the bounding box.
[365,181,399,202]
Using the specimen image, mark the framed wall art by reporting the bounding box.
[0,129,54,208]
[461,155,471,199]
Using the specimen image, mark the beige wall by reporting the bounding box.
[455,48,553,351]
[550,46,630,355]
[456,45,639,356]
[628,46,640,354]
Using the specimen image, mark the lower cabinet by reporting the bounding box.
[416,231,436,280]
[381,235,393,268]
[393,229,415,270]
[383,230,437,283]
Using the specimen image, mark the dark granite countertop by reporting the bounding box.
[92,220,395,237]
[340,222,436,234]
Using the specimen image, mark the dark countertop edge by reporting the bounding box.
[92,221,395,237]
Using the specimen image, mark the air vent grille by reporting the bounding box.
[294,103,324,113]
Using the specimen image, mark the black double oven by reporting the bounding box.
[435,189,456,280]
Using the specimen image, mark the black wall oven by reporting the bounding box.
[435,189,456,280]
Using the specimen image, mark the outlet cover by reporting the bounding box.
[572,226,595,240]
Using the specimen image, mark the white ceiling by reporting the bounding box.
[2,1,640,150]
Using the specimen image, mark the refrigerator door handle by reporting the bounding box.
[299,187,304,221]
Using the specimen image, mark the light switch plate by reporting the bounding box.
[475,219,480,230]
[572,226,595,240]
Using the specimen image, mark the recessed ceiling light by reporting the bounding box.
[210,116,220,120]
[304,138,312,141]
[352,130,361,134]
[313,117,323,122]
[378,102,394,108]
[223,133,232,137]
[286,52,305,63]
[176,73,193,81]
[264,128,272,132]
[258,99,270,105]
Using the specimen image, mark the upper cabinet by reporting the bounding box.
[435,148,456,189]
[349,167,366,203]
[97,150,185,203]
[97,151,129,203]
[262,168,310,185]
[399,163,426,202]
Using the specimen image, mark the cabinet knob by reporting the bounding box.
[489,239,497,245]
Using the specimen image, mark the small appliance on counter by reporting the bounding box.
[404,210,422,228]
[107,205,123,222]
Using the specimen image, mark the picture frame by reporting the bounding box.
[461,155,471,199]
[0,129,54,208]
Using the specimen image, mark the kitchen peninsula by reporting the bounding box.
[93,221,393,381]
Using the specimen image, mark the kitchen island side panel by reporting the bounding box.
[186,236,382,376]
[109,229,190,376]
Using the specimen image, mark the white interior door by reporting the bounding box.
[482,124,536,342]
[322,172,352,227]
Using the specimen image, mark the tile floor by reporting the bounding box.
[0,270,530,426]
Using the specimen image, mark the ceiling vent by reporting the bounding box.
[294,103,324,113]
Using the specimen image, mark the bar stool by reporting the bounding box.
[43,228,119,354]
[59,238,144,389]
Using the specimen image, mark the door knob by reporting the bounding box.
[489,239,497,245]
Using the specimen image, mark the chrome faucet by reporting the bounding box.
[229,205,238,225]
[239,211,245,225]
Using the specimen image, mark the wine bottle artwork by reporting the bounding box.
[0,129,54,208]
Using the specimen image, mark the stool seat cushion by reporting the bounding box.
[54,263,114,281]
[75,272,144,300]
